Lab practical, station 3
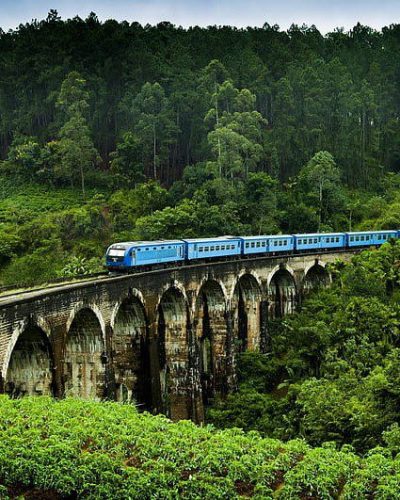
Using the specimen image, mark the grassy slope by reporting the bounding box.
[1,397,400,499]
[0,177,109,286]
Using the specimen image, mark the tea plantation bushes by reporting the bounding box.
[1,398,400,499]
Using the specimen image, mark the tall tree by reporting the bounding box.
[56,72,100,195]
[298,151,343,231]
[128,82,178,180]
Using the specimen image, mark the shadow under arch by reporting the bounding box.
[269,268,297,318]
[232,273,263,353]
[112,295,151,409]
[63,307,106,400]
[303,263,330,294]
[5,323,53,397]
[194,279,228,405]
[157,286,190,420]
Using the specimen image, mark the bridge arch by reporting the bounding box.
[302,261,331,293]
[268,265,297,318]
[63,306,106,400]
[157,285,191,419]
[112,291,150,408]
[231,273,263,352]
[194,278,229,404]
[4,320,53,397]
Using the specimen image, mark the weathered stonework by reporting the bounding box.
[0,252,353,422]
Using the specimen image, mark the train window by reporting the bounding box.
[314,238,318,243]
[245,243,249,248]
[216,246,220,251]
[256,242,261,247]
[221,245,225,250]
[146,247,149,251]
[336,237,340,242]
[278,241,282,246]
[153,247,157,250]
[137,248,141,251]
[251,242,255,248]
[299,239,303,244]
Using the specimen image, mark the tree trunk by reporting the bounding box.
[80,163,86,197]
[153,123,157,180]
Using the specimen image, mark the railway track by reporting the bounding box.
[0,247,356,305]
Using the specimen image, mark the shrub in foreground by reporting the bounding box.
[1,397,400,498]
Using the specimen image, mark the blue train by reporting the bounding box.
[105,230,399,271]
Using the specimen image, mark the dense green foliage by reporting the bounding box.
[2,13,400,285]
[2,12,400,187]
[3,396,400,499]
[209,241,400,455]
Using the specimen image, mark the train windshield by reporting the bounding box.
[108,249,126,257]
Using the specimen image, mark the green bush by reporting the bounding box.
[0,397,399,499]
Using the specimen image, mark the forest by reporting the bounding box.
[2,11,400,498]
[1,12,400,284]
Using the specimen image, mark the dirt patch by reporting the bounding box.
[124,455,142,468]
[234,480,255,497]
[180,468,199,480]
[7,484,75,499]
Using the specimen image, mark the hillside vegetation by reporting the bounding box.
[2,396,400,499]
[2,14,400,285]
[209,240,400,455]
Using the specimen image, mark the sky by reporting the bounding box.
[0,0,399,34]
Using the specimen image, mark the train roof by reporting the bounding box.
[240,234,293,240]
[111,240,184,247]
[345,230,397,235]
[182,236,241,243]
[295,232,345,237]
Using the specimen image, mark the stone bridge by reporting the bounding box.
[0,251,353,422]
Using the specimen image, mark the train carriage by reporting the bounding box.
[268,235,294,253]
[346,230,398,247]
[182,236,242,261]
[295,233,345,251]
[241,236,270,255]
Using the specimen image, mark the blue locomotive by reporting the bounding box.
[105,230,399,271]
